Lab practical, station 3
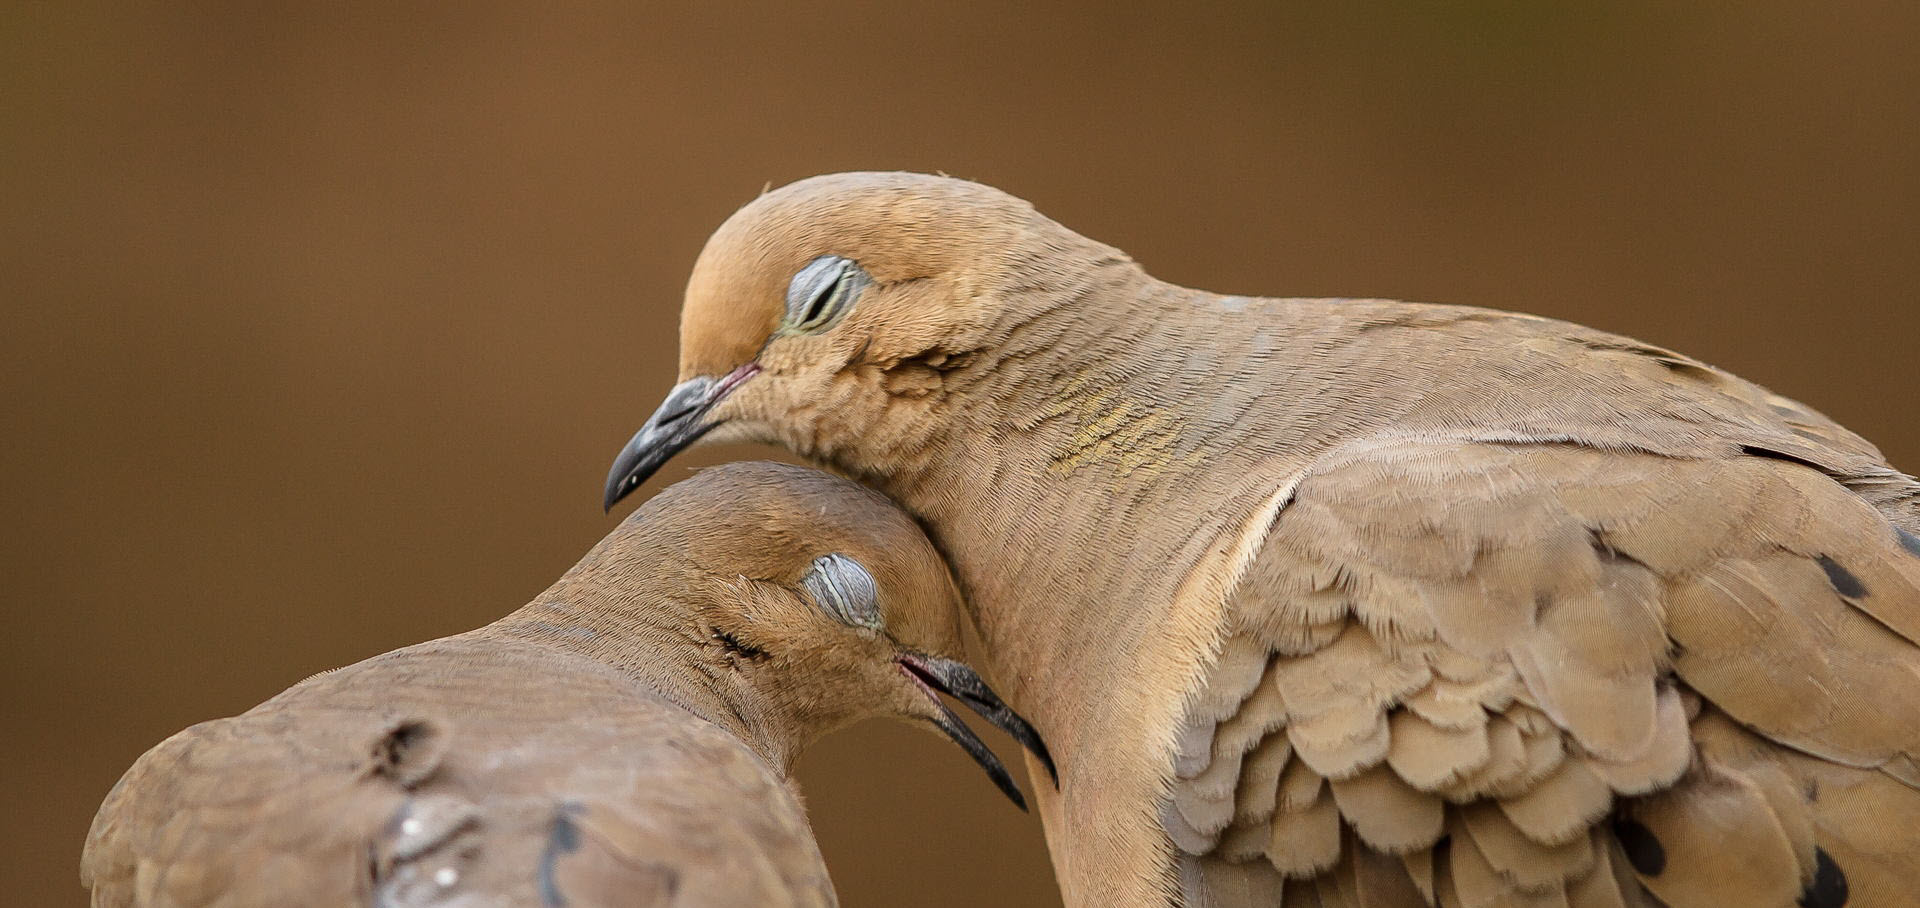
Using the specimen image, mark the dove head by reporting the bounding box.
[544,461,1052,807]
[604,172,1128,508]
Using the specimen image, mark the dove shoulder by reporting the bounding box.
[1161,294,1903,491]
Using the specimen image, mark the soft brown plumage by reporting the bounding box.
[604,172,1920,907]
[83,462,1050,907]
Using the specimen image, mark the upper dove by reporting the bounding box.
[603,172,1920,908]
[85,461,1052,907]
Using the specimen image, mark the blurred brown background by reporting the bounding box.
[6,2,1917,904]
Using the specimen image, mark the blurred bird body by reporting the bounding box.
[605,173,1920,907]
[85,636,829,907]
[84,463,1050,907]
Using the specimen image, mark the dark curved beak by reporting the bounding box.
[602,365,761,511]
[897,652,1057,811]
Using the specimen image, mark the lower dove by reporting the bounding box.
[83,461,1052,907]
[602,172,1920,907]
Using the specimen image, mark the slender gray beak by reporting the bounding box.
[897,652,1058,811]
[602,365,760,511]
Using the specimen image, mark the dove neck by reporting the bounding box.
[844,285,1411,762]
[484,591,802,772]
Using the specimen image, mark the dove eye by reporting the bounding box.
[784,255,868,333]
[801,553,883,630]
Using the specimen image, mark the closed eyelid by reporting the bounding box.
[783,255,868,332]
[802,553,882,629]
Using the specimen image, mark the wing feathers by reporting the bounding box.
[1167,439,1920,906]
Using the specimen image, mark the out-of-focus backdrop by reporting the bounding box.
[7,3,1917,904]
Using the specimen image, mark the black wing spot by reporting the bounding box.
[1816,556,1870,599]
[366,718,448,789]
[1798,847,1848,907]
[1656,357,1722,382]
[1613,817,1666,876]
[1588,528,1651,570]
[1740,444,1839,475]
[1896,527,1920,558]
[538,803,584,908]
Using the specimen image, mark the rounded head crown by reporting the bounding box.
[596,460,965,653]
[678,172,1047,379]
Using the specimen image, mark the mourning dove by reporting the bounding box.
[83,461,1052,907]
[602,172,1920,907]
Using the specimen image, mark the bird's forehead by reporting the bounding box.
[678,240,788,379]
[675,172,1034,377]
